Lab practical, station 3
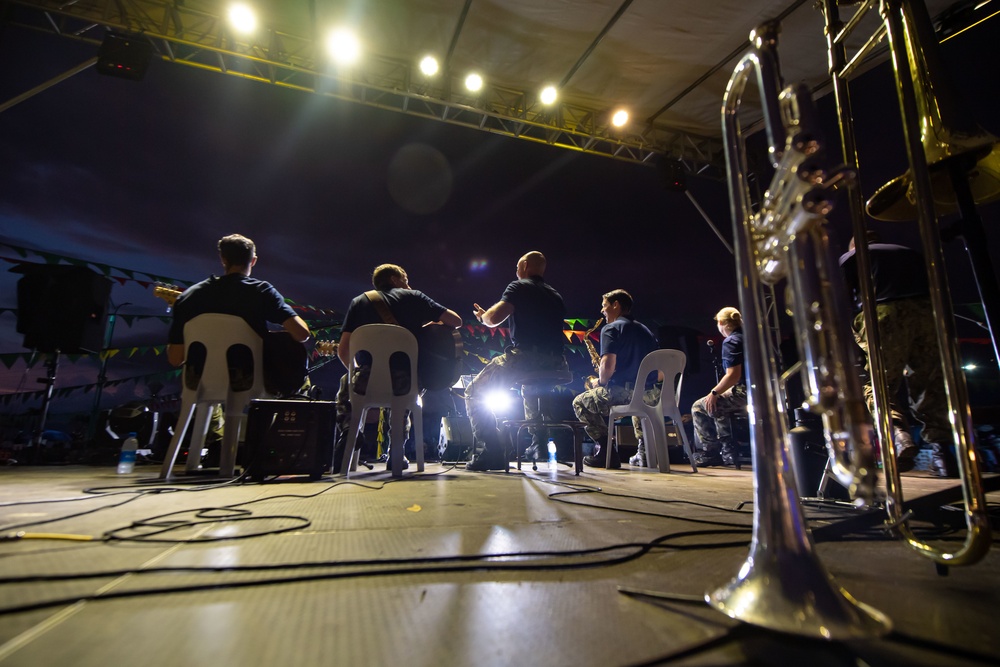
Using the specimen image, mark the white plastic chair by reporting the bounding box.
[159,314,265,479]
[341,324,424,478]
[606,349,697,473]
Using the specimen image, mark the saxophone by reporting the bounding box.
[583,318,603,390]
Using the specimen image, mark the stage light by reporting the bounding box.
[964,363,978,371]
[465,73,483,92]
[484,390,513,415]
[227,3,257,34]
[326,28,360,65]
[540,85,558,105]
[419,55,439,77]
[611,109,629,127]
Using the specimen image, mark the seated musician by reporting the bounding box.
[689,306,747,467]
[336,264,462,469]
[167,233,311,373]
[464,251,569,471]
[575,289,658,469]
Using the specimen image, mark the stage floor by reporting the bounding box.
[0,461,997,666]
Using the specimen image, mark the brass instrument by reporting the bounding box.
[711,21,890,637]
[865,0,1000,220]
[823,0,991,568]
[583,318,603,390]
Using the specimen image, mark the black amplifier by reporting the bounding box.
[244,399,336,481]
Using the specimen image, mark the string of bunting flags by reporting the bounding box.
[0,368,182,406]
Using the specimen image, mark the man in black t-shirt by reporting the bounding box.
[465,251,568,471]
[336,264,461,469]
[168,233,311,370]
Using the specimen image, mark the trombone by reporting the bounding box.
[821,0,991,569]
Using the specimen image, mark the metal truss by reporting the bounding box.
[4,0,725,177]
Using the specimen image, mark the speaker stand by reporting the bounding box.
[29,353,59,465]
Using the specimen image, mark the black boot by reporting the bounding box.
[583,443,621,469]
[466,444,507,471]
[930,443,959,478]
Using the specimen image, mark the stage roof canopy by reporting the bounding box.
[5,0,972,176]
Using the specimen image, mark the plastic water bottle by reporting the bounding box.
[117,432,139,474]
[547,438,557,469]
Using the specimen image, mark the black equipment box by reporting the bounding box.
[244,399,335,481]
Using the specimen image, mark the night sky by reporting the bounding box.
[2,16,999,431]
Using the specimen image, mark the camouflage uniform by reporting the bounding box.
[572,384,661,443]
[690,384,748,454]
[853,297,951,446]
[465,348,568,453]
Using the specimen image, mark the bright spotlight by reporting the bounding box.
[228,3,257,34]
[540,85,558,105]
[465,72,483,92]
[419,55,439,77]
[611,109,629,127]
[484,390,513,415]
[326,28,360,65]
[964,363,978,371]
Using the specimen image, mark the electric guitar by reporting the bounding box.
[154,284,338,396]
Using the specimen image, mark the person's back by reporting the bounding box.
[503,276,566,355]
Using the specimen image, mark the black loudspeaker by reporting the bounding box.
[15,265,112,354]
[438,416,473,461]
[658,158,687,192]
[244,400,336,481]
[96,32,154,81]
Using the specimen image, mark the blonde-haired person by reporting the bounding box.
[690,307,747,467]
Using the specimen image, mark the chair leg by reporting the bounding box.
[390,407,407,478]
[159,402,196,479]
[183,405,214,474]
[341,409,364,478]
[648,416,670,473]
[219,413,244,477]
[412,407,424,473]
[605,428,615,469]
[644,417,659,470]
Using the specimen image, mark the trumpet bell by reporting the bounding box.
[866,140,1000,221]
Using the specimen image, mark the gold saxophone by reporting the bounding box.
[583,318,603,390]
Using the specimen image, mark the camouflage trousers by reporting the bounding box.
[853,297,951,446]
[691,384,748,453]
[572,384,661,444]
[464,349,568,451]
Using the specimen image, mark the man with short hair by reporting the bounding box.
[574,289,658,469]
[167,233,311,366]
[465,251,568,471]
[337,264,462,469]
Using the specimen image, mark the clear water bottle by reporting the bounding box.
[117,432,139,474]
[547,438,557,469]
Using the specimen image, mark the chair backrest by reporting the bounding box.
[348,323,419,404]
[632,348,686,414]
[182,313,265,402]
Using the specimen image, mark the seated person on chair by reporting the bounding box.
[690,306,746,467]
[167,233,311,370]
[336,264,462,468]
[575,289,658,469]
[465,250,568,471]
[839,233,955,477]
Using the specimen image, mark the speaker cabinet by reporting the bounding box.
[244,400,336,481]
[96,32,154,81]
[438,416,473,461]
[15,265,112,354]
